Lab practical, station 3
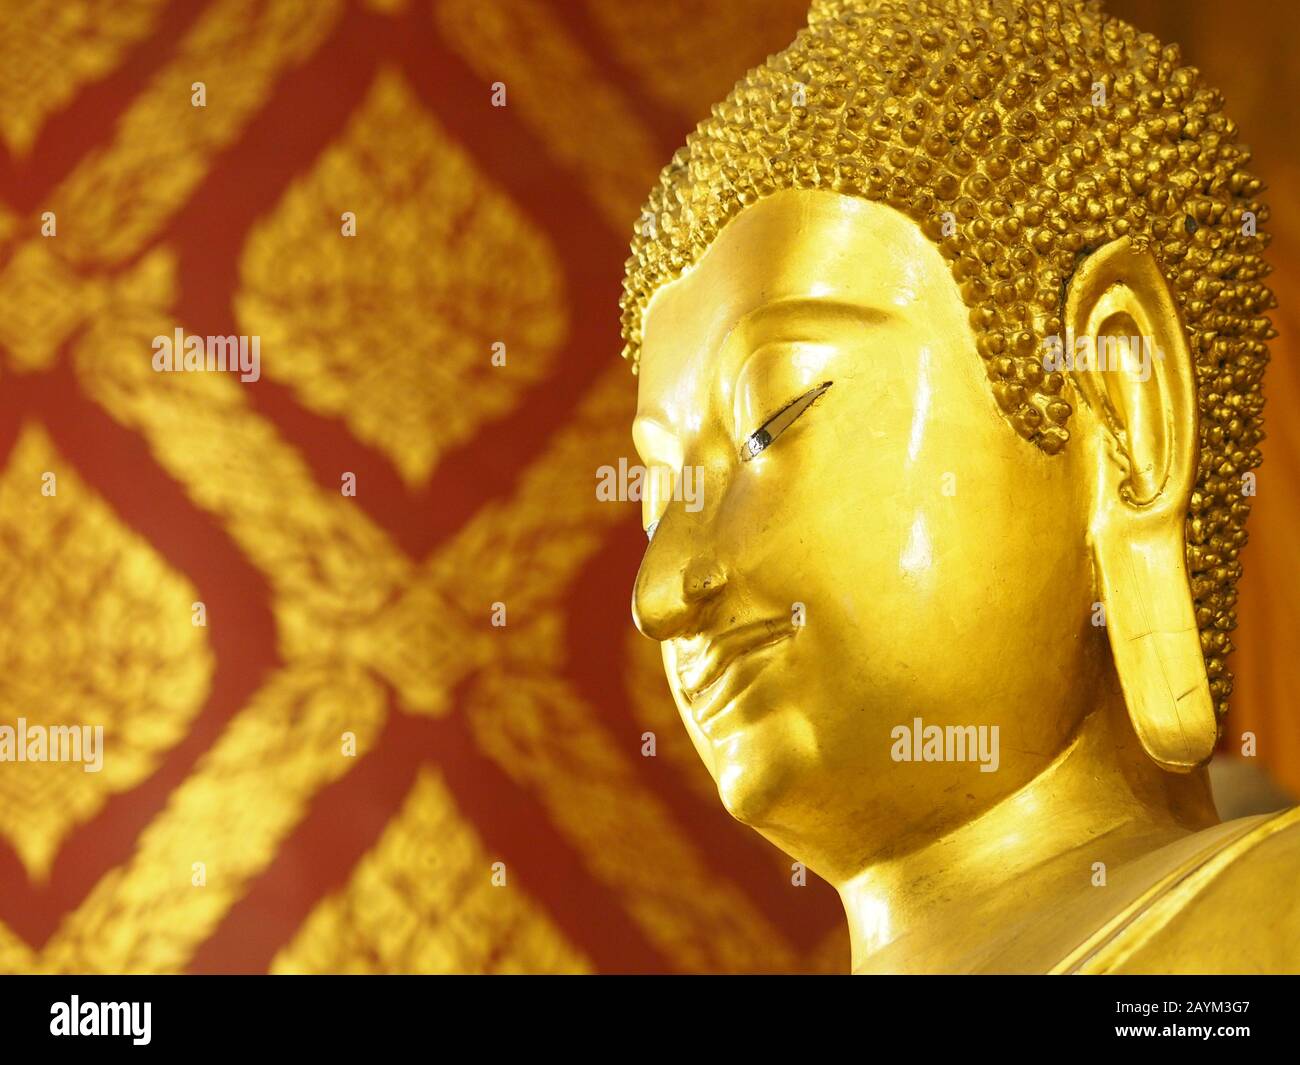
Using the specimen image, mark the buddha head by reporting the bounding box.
[623,0,1272,882]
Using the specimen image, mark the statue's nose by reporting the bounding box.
[632,539,727,643]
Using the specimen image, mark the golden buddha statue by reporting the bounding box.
[619,0,1299,973]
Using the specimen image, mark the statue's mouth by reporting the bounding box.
[675,617,795,714]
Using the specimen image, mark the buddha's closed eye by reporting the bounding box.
[642,380,834,542]
[740,381,833,461]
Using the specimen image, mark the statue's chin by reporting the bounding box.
[713,748,796,833]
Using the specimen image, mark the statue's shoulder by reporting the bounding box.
[1076,806,1300,973]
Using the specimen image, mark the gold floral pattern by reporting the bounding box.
[0,0,166,156]
[434,0,663,230]
[0,241,101,373]
[272,767,591,974]
[0,424,213,882]
[236,67,566,487]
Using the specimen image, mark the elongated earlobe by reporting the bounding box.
[1065,237,1216,771]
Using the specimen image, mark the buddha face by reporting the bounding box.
[631,189,1109,873]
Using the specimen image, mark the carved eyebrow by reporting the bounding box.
[740,381,833,461]
[731,299,892,347]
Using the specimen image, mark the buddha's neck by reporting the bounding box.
[833,691,1217,973]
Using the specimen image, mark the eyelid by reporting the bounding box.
[740,381,832,461]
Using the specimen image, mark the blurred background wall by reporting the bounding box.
[0,0,1293,973]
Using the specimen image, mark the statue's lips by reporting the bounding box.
[675,618,795,707]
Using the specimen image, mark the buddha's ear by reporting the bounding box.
[1063,236,1216,771]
